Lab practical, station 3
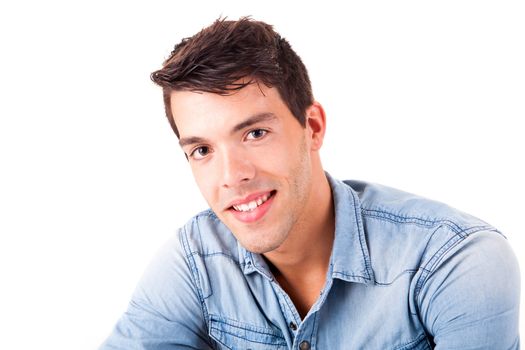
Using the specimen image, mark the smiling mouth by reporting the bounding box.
[230,191,276,212]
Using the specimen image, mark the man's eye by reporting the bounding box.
[246,129,268,140]
[189,146,210,160]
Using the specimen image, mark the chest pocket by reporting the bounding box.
[209,315,288,350]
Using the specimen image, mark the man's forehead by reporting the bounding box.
[170,84,285,136]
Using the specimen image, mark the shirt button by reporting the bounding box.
[299,340,311,350]
[289,322,297,331]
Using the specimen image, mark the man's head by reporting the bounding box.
[151,18,329,255]
[151,17,313,137]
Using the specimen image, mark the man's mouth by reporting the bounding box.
[231,191,274,212]
[227,190,276,223]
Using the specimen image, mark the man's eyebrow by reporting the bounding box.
[178,113,277,148]
[231,113,278,135]
[179,136,207,148]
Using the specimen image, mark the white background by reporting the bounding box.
[0,1,523,348]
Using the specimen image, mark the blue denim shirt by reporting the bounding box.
[101,175,520,349]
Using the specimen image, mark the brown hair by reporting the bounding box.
[150,17,313,137]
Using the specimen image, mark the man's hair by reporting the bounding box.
[150,17,314,137]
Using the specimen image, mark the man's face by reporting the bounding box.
[171,83,318,254]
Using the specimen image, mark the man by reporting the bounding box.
[101,17,520,349]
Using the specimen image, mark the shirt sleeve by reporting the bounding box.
[417,230,520,349]
[99,232,214,350]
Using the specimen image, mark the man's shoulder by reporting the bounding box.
[339,179,507,284]
[344,179,496,234]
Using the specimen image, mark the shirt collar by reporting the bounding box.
[240,173,374,285]
[326,173,374,284]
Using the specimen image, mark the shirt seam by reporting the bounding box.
[309,310,319,348]
[179,225,214,347]
[414,225,499,300]
[209,315,287,340]
[274,285,302,324]
[359,207,499,300]
[361,208,467,235]
[209,325,286,340]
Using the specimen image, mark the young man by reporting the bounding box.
[101,18,520,349]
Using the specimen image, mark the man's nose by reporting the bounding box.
[220,148,255,188]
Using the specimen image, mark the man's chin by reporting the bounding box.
[242,244,277,255]
[219,218,286,253]
[237,234,286,255]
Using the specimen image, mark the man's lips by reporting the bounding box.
[226,190,276,223]
[226,190,276,211]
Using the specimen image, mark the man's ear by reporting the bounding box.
[305,102,327,151]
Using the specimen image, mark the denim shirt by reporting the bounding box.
[101,175,520,349]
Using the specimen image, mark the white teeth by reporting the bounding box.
[240,203,250,211]
[232,193,271,212]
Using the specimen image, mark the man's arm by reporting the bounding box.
[100,233,213,350]
[418,230,520,349]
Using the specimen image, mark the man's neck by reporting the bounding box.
[263,172,335,318]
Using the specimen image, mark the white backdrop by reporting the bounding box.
[0,1,523,349]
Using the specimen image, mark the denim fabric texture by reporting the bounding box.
[101,174,520,349]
